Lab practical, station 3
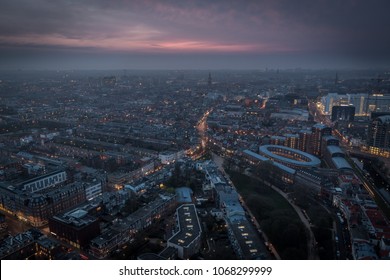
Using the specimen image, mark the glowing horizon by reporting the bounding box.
[0,0,389,70]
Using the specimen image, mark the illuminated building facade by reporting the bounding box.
[258,145,321,169]
[320,93,348,115]
[367,115,390,157]
[311,124,332,157]
[0,171,87,226]
[320,93,390,117]
[298,129,312,153]
[331,105,355,122]
[167,204,202,259]
[49,209,100,249]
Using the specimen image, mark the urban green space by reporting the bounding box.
[228,170,308,259]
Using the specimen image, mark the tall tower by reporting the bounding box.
[208,72,212,87]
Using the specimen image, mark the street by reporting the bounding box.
[2,212,31,236]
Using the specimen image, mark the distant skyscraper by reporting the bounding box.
[320,93,348,115]
[331,105,355,122]
[347,93,390,116]
[208,72,212,87]
[311,124,332,156]
[347,93,368,116]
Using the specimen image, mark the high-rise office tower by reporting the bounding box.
[331,105,355,122]
[320,93,348,115]
[347,93,368,116]
[367,115,390,148]
[208,72,212,87]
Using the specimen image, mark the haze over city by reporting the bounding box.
[1,0,390,70]
[2,0,390,263]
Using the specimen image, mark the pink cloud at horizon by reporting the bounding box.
[1,0,390,69]
[0,33,297,54]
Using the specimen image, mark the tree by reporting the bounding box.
[254,160,284,186]
[166,162,186,188]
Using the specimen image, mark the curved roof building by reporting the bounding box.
[326,145,345,158]
[331,157,353,172]
[258,145,321,169]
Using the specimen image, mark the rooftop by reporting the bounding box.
[90,229,121,247]
[175,187,193,203]
[126,194,175,225]
[259,145,321,167]
[377,115,390,123]
[313,123,329,130]
[353,240,378,260]
[332,157,353,171]
[51,208,97,228]
[243,149,296,174]
[168,204,201,248]
[327,145,345,156]
[228,219,265,260]
[243,149,268,161]
[322,135,339,142]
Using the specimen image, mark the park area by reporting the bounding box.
[228,170,308,259]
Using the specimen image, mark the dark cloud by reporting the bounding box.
[0,0,389,69]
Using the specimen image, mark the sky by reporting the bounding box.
[1,0,390,70]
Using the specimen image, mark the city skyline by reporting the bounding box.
[1,0,390,263]
[1,0,390,70]
[1,67,390,260]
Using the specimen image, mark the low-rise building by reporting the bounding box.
[227,218,265,260]
[0,230,37,259]
[49,208,100,249]
[167,204,202,259]
[125,194,176,235]
[352,240,378,260]
[159,150,184,165]
[89,194,176,259]
[84,179,103,200]
[89,229,123,259]
[295,169,334,195]
[0,178,87,227]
